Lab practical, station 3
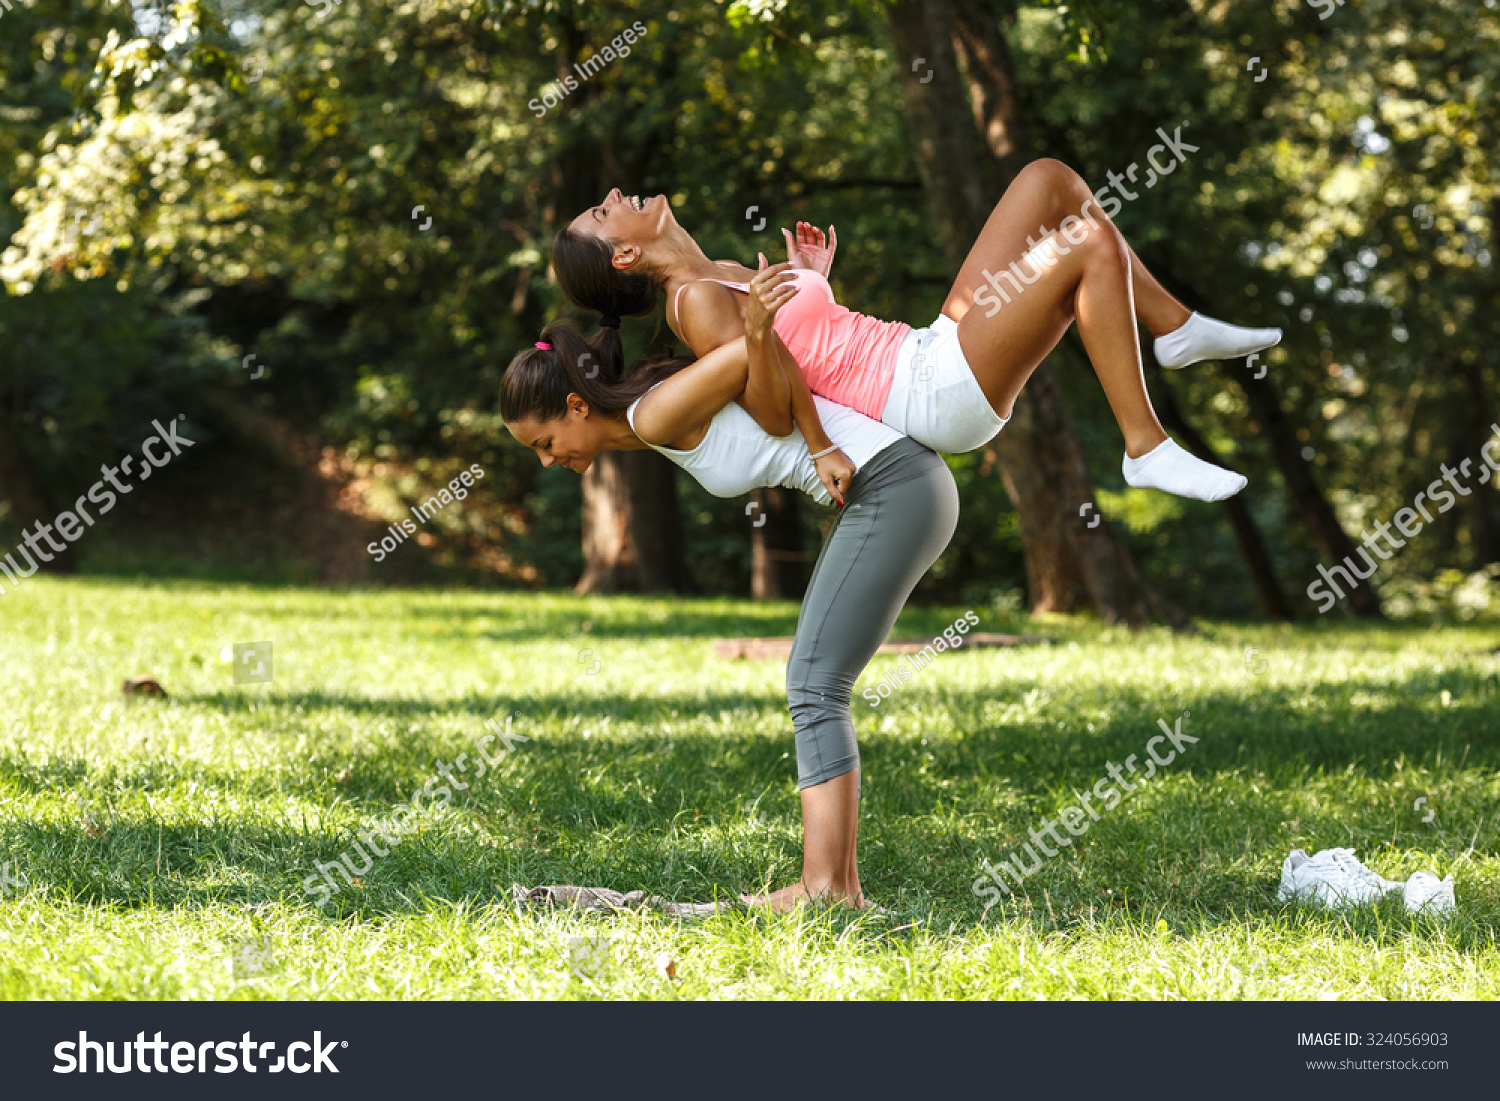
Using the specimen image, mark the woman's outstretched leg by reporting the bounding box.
[939,159,1253,500]
[944,158,1280,359]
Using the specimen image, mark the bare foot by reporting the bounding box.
[741,880,870,913]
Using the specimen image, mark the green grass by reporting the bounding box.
[1,578,1498,999]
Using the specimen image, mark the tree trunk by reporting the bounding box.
[1462,353,1498,568]
[885,0,1179,627]
[750,486,808,600]
[1142,351,1295,620]
[549,12,691,594]
[1475,198,1500,569]
[574,449,692,593]
[0,406,78,575]
[1233,365,1383,617]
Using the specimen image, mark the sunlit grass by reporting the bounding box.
[1,578,1497,999]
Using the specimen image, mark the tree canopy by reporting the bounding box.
[2,0,1495,619]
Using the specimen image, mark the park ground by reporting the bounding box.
[1,578,1497,999]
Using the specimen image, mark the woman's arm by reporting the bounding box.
[738,258,800,437]
[741,330,794,438]
[637,261,801,447]
[674,255,854,502]
[782,349,856,506]
[630,337,753,449]
[659,276,785,434]
[674,259,806,437]
[739,256,829,452]
[743,254,856,504]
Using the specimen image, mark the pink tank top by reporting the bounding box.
[674,266,910,421]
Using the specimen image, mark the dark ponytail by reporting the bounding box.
[552,225,660,320]
[500,319,692,425]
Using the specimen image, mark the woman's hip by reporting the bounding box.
[788,447,958,677]
[882,315,1008,455]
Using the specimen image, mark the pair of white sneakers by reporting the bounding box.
[1277,848,1455,915]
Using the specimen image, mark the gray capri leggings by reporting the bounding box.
[787,435,959,788]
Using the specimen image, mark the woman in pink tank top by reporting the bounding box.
[552,158,1287,504]
[668,260,911,425]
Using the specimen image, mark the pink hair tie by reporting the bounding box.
[535,341,552,350]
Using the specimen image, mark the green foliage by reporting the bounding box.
[1,0,1495,606]
[1018,0,1500,612]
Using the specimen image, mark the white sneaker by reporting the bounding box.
[1278,847,1402,909]
[1403,871,1455,915]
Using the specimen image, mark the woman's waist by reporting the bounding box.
[775,304,909,365]
[783,321,909,416]
[674,426,815,498]
[845,436,947,503]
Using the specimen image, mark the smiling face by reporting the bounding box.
[567,189,675,268]
[506,396,610,475]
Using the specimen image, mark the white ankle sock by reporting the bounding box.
[1123,438,1247,502]
[1154,311,1282,369]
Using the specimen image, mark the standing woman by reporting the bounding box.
[552,159,1283,502]
[500,280,956,911]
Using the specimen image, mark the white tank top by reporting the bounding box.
[625,393,904,506]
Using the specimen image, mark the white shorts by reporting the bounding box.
[881,314,1007,455]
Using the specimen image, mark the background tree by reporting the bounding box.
[2,0,1495,623]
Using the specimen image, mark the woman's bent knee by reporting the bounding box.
[1018,157,1087,198]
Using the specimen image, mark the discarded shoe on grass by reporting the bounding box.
[1278,848,1454,915]
[1402,869,1457,915]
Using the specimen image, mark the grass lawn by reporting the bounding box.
[1,578,1497,1000]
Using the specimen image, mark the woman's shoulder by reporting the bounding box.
[671,278,744,343]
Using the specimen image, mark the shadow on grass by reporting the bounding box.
[165,665,1500,793]
[4,669,1496,938]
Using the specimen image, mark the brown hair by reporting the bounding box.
[552,225,661,322]
[499,319,691,425]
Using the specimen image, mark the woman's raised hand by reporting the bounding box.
[745,253,799,340]
[783,222,837,278]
